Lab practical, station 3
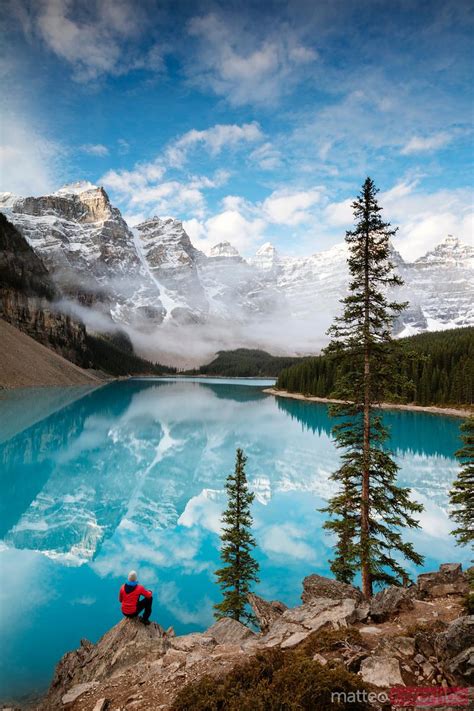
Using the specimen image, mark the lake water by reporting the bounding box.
[0,378,470,702]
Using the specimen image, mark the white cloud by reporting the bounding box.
[18,0,162,82]
[186,12,317,106]
[0,115,61,195]
[263,188,323,225]
[80,143,109,156]
[101,124,251,219]
[400,132,453,155]
[166,122,263,167]
[323,180,473,261]
[249,142,282,170]
[186,207,267,254]
[260,523,316,561]
[101,160,229,221]
[323,198,353,227]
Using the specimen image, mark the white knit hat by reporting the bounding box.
[128,570,137,582]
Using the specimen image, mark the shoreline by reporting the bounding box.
[263,388,472,418]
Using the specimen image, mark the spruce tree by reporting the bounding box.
[450,416,474,548]
[322,177,424,598]
[214,448,259,624]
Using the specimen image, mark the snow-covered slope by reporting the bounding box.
[0,182,165,330]
[1,184,472,356]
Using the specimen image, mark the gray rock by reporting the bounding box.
[61,681,99,704]
[414,630,436,659]
[258,620,303,648]
[206,617,255,645]
[417,563,468,599]
[435,616,474,682]
[285,597,358,629]
[376,636,416,658]
[444,648,474,680]
[370,586,414,622]
[46,618,169,709]
[247,593,288,632]
[170,633,216,652]
[302,574,363,604]
[260,598,358,648]
[436,616,474,660]
[354,601,370,623]
[280,631,310,649]
[439,563,462,575]
[359,656,405,687]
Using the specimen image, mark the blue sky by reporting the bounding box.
[1,0,473,259]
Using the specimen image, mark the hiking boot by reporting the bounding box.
[141,618,151,626]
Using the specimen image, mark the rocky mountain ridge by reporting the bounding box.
[1,183,472,359]
[37,563,472,710]
[0,213,89,366]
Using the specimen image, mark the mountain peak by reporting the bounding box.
[209,241,241,258]
[441,234,460,247]
[54,181,99,197]
[256,242,278,256]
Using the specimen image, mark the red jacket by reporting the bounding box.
[119,583,152,615]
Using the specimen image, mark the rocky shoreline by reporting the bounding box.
[22,563,472,711]
[263,388,473,418]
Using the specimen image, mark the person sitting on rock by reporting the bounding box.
[119,570,153,625]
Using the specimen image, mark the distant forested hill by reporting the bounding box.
[190,349,306,377]
[85,333,176,377]
[277,327,474,407]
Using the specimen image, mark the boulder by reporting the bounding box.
[370,586,414,622]
[260,598,358,648]
[359,656,405,687]
[375,636,416,658]
[443,648,474,681]
[206,617,255,645]
[435,616,474,682]
[285,597,358,631]
[301,574,363,604]
[46,618,169,709]
[247,593,288,632]
[417,563,468,599]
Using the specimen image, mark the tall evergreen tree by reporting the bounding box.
[214,448,259,624]
[322,177,424,598]
[450,416,474,548]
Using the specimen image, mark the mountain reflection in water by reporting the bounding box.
[0,379,469,700]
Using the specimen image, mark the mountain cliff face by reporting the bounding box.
[0,183,163,330]
[0,213,89,365]
[1,183,472,357]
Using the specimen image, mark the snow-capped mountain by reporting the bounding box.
[0,182,165,329]
[1,182,472,358]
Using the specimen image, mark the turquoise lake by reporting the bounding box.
[0,378,470,702]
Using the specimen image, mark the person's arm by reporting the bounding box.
[119,586,123,602]
[137,584,153,599]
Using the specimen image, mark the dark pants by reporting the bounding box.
[124,597,152,621]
